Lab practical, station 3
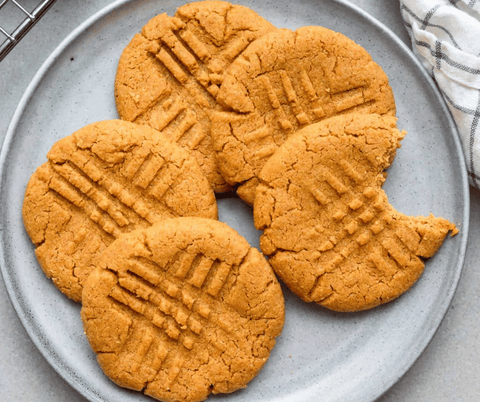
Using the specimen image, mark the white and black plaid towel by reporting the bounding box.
[400,0,480,188]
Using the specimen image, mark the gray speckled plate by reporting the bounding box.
[0,1,469,402]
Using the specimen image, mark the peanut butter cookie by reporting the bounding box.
[23,120,217,302]
[81,217,284,402]
[114,1,276,193]
[211,25,396,204]
[254,113,457,312]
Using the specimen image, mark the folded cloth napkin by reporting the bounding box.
[400,0,480,188]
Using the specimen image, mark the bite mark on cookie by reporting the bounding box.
[253,113,457,312]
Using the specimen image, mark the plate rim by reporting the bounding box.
[0,0,470,401]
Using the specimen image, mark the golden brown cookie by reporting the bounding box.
[253,113,457,312]
[114,1,276,193]
[81,217,285,402]
[211,25,396,204]
[22,120,217,302]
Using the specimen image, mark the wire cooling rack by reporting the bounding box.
[0,0,57,62]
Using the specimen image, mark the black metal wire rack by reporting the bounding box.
[0,0,57,62]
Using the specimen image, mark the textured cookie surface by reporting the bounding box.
[81,217,285,402]
[115,1,276,193]
[254,114,457,312]
[211,25,396,204]
[22,120,217,302]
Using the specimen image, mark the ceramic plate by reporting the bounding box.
[0,1,469,401]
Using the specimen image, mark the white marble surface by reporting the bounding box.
[0,0,478,401]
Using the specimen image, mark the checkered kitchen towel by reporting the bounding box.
[400,0,480,188]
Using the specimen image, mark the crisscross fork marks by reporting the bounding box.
[260,68,375,132]
[108,274,222,354]
[302,143,424,300]
[65,148,172,221]
[104,251,257,389]
[175,15,263,92]
[308,198,423,302]
[47,151,174,235]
